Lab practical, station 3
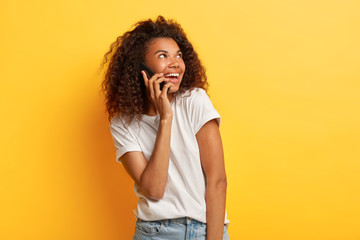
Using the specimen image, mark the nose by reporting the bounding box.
[168,57,179,68]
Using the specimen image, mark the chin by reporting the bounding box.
[168,86,180,94]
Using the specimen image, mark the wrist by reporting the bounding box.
[160,112,173,122]
[160,117,173,125]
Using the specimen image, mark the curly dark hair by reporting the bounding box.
[100,15,208,123]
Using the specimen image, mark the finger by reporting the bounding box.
[149,73,163,82]
[154,76,167,98]
[154,76,168,90]
[148,75,155,99]
[154,76,168,84]
[160,82,175,97]
[147,73,163,100]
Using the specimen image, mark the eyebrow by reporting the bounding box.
[154,49,182,55]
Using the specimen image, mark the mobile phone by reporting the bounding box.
[140,62,166,91]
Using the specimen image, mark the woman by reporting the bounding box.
[101,16,229,240]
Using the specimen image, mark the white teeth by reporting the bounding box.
[165,73,180,77]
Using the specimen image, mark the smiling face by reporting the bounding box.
[144,37,186,94]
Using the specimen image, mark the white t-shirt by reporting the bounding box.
[110,88,229,224]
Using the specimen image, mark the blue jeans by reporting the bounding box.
[132,217,230,240]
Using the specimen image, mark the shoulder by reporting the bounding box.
[188,88,213,106]
[178,87,209,104]
[187,87,207,97]
[176,87,218,116]
[176,88,220,133]
[110,114,138,135]
[110,114,125,129]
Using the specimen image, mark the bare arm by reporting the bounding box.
[120,72,174,200]
[196,119,227,240]
[121,118,172,200]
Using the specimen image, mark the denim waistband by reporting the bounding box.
[137,217,206,227]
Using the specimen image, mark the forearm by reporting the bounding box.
[140,118,172,199]
[206,179,227,240]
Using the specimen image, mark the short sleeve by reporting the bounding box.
[109,116,141,163]
[188,88,221,134]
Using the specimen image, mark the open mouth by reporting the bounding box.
[164,73,180,83]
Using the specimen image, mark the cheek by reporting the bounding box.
[152,62,168,73]
[145,57,165,73]
[181,61,186,71]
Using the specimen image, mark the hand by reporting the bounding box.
[142,71,174,120]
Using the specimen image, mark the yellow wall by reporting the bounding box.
[1,0,359,239]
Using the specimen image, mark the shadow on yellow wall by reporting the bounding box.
[82,92,137,238]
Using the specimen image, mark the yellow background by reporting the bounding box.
[1,0,359,239]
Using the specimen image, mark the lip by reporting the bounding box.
[168,78,179,83]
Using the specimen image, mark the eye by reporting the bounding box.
[177,53,183,58]
[159,54,166,58]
